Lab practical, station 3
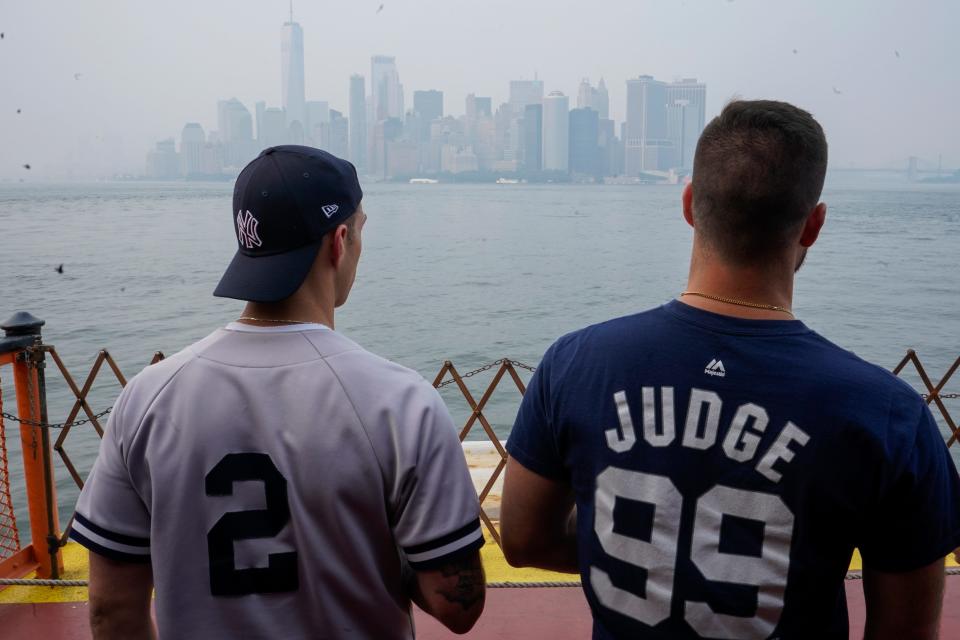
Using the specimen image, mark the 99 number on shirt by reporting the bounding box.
[205,453,299,596]
[591,467,793,639]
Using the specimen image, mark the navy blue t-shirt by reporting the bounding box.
[507,300,960,639]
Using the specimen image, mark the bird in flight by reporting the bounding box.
[55,264,64,274]
[74,73,82,80]
[832,86,843,95]
[22,163,31,170]
[894,50,901,58]
[377,3,384,13]
[792,48,798,54]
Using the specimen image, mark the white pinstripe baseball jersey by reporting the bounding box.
[71,323,483,639]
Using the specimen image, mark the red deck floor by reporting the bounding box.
[2,577,960,638]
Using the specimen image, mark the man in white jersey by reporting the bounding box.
[71,145,486,639]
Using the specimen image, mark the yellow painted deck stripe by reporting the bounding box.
[0,543,90,604]
[2,539,957,605]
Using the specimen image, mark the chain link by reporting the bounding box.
[0,408,112,430]
[436,359,536,388]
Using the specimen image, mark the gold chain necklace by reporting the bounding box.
[680,291,794,318]
[236,316,317,324]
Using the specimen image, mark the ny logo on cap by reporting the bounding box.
[321,204,339,218]
[236,210,263,249]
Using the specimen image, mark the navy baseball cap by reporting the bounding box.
[214,145,363,302]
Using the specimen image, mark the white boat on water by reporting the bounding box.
[409,178,439,184]
[496,178,520,184]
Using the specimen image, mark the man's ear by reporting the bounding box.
[329,224,349,268]
[799,202,827,248]
[682,182,695,228]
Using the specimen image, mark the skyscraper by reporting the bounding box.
[542,92,570,172]
[666,79,707,171]
[259,108,287,149]
[305,101,330,145]
[494,102,522,167]
[217,98,254,167]
[180,123,205,176]
[595,78,609,121]
[349,74,367,170]
[507,79,543,174]
[217,99,251,144]
[371,56,404,121]
[577,79,592,110]
[509,79,544,108]
[569,108,600,177]
[522,104,542,173]
[371,117,404,179]
[323,110,350,160]
[281,11,306,133]
[464,94,493,168]
[427,116,465,174]
[598,117,619,177]
[465,95,492,120]
[255,101,267,144]
[625,75,670,174]
[413,90,444,126]
[146,139,179,180]
[577,78,609,121]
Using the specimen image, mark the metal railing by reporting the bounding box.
[0,312,63,580]
[0,309,956,584]
[433,358,535,546]
[893,350,959,446]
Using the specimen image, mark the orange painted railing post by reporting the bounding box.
[3,312,62,579]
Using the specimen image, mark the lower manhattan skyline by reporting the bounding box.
[0,0,956,179]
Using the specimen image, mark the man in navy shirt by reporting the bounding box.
[500,100,960,639]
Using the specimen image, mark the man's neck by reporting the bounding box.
[682,253,796,320]
[239,297,335,330]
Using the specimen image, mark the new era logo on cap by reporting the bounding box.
[321,204,339,218]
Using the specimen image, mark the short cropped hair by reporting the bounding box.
[691,100,828,264]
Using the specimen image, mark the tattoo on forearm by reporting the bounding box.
[435,555,485,611]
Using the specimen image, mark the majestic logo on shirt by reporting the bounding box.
[321,204,339,218]
[236,210,263,249]
[704,359,726,377]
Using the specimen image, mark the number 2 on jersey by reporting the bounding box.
[206,453,299,596]
[591,468,793,639]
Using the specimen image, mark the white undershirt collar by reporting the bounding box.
[224,321,331,333]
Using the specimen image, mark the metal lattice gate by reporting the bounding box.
[0,388,21,561]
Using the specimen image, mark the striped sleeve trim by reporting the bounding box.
[403,518,484,570]
[70,512,151,563]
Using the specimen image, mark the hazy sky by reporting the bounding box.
[1,0,956,179]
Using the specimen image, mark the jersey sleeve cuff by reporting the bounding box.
[69,511,151,563]
[402,518,485,570]
[506,440,567,482]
